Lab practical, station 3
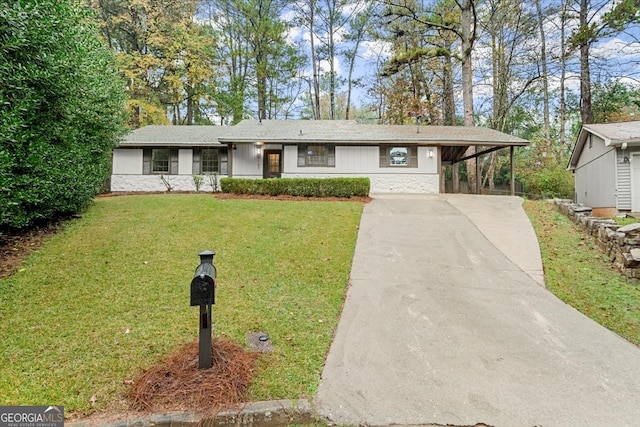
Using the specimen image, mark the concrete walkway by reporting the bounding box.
[315,194,640,427]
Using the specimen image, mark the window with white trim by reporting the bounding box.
[379,145,418,167]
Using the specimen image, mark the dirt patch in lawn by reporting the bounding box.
[0,222,64,280]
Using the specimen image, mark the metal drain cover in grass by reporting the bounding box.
[247,332,273,352]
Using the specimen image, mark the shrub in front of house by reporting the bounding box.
[220,177,370,198]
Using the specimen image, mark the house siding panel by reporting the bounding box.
[112,149,143,174]
[232,143,262,178]
[574,135,616,208]
[178,149,192,175]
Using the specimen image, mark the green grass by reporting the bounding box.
[523,200,640,346]
[614,216,639,226]
[0,194,363,416]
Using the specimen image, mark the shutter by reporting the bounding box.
[298,144,307,167]
[170,148,178,174]
[328,144,335,167]
[143,148,151,174]
[379,146,387,168]
[221,148,228,175]
[409,146,418,167]
[192,148,201,175]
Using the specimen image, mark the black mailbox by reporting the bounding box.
[190,250,216,306]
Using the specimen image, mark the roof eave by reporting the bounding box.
[118,142,222,147]
[218,138,528,146]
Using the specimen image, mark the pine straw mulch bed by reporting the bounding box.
[128,338,258,413]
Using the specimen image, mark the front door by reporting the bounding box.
[263,150,282,178]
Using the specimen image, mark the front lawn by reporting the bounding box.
[523,200,640,347]
[0,194,363,416]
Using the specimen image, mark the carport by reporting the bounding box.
[439,132,529,195]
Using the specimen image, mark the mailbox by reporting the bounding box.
[190,250,216,306]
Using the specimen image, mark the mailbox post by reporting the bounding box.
[190,250,216,369]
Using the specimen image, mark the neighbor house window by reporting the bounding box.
[380,145,418,167]
[298,144,335,167]
[193,148,228,175]
[143,148,178,174]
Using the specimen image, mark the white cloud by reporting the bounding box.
[592,36,640,59]
[286,26,303,45]
[361,40,391,60]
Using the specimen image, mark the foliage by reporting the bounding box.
[192,174,204,191]
[374,0,460,125]
[515,133,574,199]
[88,0,218,127]
[523,200,640,347]
[0,0,127,231]
[0,195,363,414]
[591,80,640,123]
[519,164,574,199]
[204,0,307,123]
[220,177,370,197]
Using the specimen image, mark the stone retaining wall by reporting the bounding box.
[553,199,640,280]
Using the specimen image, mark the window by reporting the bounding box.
[193,148,228,175]
[143,148,178,174]
[202,149,220,173]
[297,144,335,167]
[380,145,418,168]
[152,148,169,173]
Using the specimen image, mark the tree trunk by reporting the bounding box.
[443,52,455,126]
[309,0,321,120]
[579,0,593,124]
[559,1,567,150]
[534,0,551,145]
[461,0,476,193]
[186,83,194,125]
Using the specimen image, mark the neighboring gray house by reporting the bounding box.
[111,120,529,194]
[568,121,640,214]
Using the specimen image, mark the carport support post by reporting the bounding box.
[510,146,515,196]
[475,146,480,194]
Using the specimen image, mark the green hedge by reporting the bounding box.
[0,0,127,230]
[220,177,370,198]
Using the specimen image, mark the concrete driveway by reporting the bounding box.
[315,194,640,426]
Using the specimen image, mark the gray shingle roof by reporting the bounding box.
[118,121,529,150]
[582,121,640,143]
[119,125,225,146]
[569,121,640,170]
[218,120,529,146]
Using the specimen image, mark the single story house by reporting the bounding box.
[568,120,640,215]
[111,120,529,194]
